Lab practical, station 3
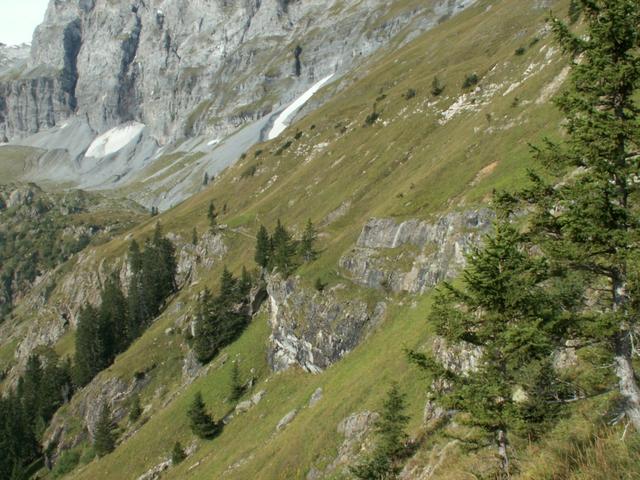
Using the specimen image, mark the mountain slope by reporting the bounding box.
[2,0,638,479]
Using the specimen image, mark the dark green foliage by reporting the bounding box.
[75,229,176,386]
[314,278,326,292]
[462,72,479,89]
[229,361,245,402]
[171,441,186,465]
[51,448,81,478]
[568,0,582,23]
[271,220,297,276]
[0,349,73,478]
[193,268,253,363]
[431,76,445,96]
[254,225,271,269]
[403,88,417,100]
[275,140,293,155]
[73,305,107,387]
[150,206,159,217]
[409,219,569,477]
[364,111,380,126]
[126,226,177,342]
[241,164,258,178]
[299,219,318,263]
[207,201,218,231]
[192,227,198,245]
[351,384,409,479]
[94,403,116,457]
[514,46,526,55]
[0,188,125,322]
[187,392,221,439]
[203,172,209,186]
[129,394,142,422]
[516,0,640,430]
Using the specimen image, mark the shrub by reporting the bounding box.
[365,111,380,126]
[515,47,526,56]
[462,73,479,89]
[52,449,81,478]
[431,76,445,96]
[403,88,417,100]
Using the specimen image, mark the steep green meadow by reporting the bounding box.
[4,0,639,478]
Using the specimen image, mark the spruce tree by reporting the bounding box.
[73,305,104,387]
[299,219,318,262]
[94,402,116,457]
[254,225,271,269]
[229,361,244,402]
[171,441,186,464]
[192,227,198,245]
[351,383,409,479]
[238,266,252,297]
[518,0,640,431]
[409,219,567,478]
[99,275,128,358]
[129,394,142,422]
[187,392,220,439]
[207,201,218,232]
[271,219,296,276]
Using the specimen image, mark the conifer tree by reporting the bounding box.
[409,219,567,477]
[99,274,128,357]
[129,394,142,422]
[238,266,252,297]
[254,225,271,269]
[516,0,640,430]
[299,219,318,262]
[207,201,218,232]
[171,441,186,464]
[229,361,244,402]
[271,219,296,276]
[219,266,237,304]
[187,392,220,439]
[351,383,409,479]
[74,305,104,386]
[192,227,198,245]
[94,402,116,457]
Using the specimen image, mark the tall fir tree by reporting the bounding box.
[271,219,296,276]
[351,383,409,479]
[73,305,105,386]
[299,219,318,262]
[94,402,116,457]
[254,225,271,269]
[515,0,640,430]
[99,274,129,355]
[208,201,218,232]
[187,392,221,439]
[229,361,244,402]
[409,219,568,477]
[171,441,186,464]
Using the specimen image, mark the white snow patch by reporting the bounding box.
[268,74,334,140]
[85,122,145,158]
[207,138,221,146]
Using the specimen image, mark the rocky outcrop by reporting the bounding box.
[45,373,149,460]
[1,0,476,144]
[307,411,379,479]
[266,274,386,373]
[340,209,493,294]
[174,231,227,287]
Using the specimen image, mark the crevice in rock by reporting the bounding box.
[117,11,143,121]
[61,19,82,112]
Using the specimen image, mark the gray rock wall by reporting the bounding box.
[266,274,386,373]
[340,209,493,294]
[0,0,476,143]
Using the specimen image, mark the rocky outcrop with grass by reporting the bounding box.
[266,274,387,373]
[339,209,493,293]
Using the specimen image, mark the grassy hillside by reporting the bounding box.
[3,0,638,478]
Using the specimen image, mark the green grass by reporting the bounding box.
[8,0,634,479]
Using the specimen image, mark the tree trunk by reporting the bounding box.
[497,429,510,479]
[612,276,640,431]
[614,332,640,431]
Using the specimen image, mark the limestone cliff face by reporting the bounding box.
[0,0,475,143]
[340,209,493,294]
[266,274,386,373]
